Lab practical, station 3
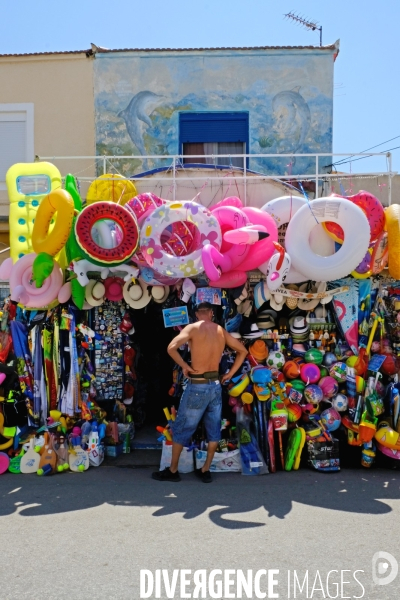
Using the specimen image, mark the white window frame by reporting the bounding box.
[0,103,34,190]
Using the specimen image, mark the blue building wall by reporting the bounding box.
[93,47,336,175]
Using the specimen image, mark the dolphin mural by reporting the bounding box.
[118,91,164,168]
[272,87,311,154]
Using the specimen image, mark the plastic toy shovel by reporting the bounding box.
[20,439,41,474]
[69,444,89,472]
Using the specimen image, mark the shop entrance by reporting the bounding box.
[125,302,176,449]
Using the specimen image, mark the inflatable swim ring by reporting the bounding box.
[370,230,389,274]
[385,204,400,279]
[285,197,370,281]
[262,195,335,283]
[75,202,139,267]
[141,201,221,278]
[32,189,75,256]
[86,174,137,206]
[2,254,71,309]
[323,191,385,243]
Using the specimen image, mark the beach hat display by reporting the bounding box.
[290,316,310,343]
[237,298,253,316]
[298,282,320,311]
[256,310,276,331]
[254,281,271,310]
[151,285,170,304]
[180,278,196,303]
[285,284,299,310]
[270,292,285,312]
[104,277,125,302]
[226,312,242,333]
[240,321,265,340]
[85,280,105,307]
[249,340,269,362]
[123,279,151,309]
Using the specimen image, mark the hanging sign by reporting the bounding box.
[163,306,189,328]
[196,287,222,305]
[367,354,387,372]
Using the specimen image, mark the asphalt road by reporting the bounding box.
[0,465,399,599]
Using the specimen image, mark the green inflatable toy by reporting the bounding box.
[32,253,54,288]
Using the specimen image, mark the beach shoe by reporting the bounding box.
[195,468,212,483]
[152,467,181,482]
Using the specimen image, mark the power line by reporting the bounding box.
[331,134,400,167]
[330,144,400,169]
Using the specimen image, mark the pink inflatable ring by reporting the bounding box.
[0,254,71,309]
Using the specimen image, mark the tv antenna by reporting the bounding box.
[284,12,322,46]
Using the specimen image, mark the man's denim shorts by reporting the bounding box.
[172,381,222,446]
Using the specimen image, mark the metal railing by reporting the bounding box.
[38,152,397,205]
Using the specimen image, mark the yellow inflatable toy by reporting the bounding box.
[6,162,62,261]
[86,174,137,206]
[32,189,75,256]
[385,204,400,279]
[375,423,400,450]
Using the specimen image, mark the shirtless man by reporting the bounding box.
[152,302,248,483]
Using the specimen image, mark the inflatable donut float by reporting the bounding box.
[75,202,139,267]
[32,189,75,257]
[86,174,137,206]
[261,195,335,283]
[286,197,370,281]
[0,254,71,309]
[141,201,222,278]
[126,192,165,221]
[128,194,197,263]
[323,191,385,243]
[370,230,389,274]
[385,204,400,279]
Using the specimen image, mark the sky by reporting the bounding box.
[1,0,399,174]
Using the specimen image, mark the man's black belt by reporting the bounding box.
[190,371,219,382]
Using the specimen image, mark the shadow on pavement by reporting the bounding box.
[0,466,399,529]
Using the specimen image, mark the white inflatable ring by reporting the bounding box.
[140,201,222,278]
[285,198,371,282]
[261,195,336,283]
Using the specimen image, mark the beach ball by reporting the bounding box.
[270,368,285,382]
[332,393,348,412]
[304,348,323,365]
[266,351,286,369]
[302,402,319,416]
[355,376,365,394]
[323,352,337,368]
[346,355,363,376]
[304,384,323,405]
[300,363,321,384]
[290,379,306,393]
[320,408,341,431]
[380,353,398,376]
[287,403,302,422]
[319,376,339,399]
[329,361,347,383]
[283,360,301,380]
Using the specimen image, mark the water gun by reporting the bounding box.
[163,407,175,424]
[156,425,172,442]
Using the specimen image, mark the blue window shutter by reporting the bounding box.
[179,112,249,145]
